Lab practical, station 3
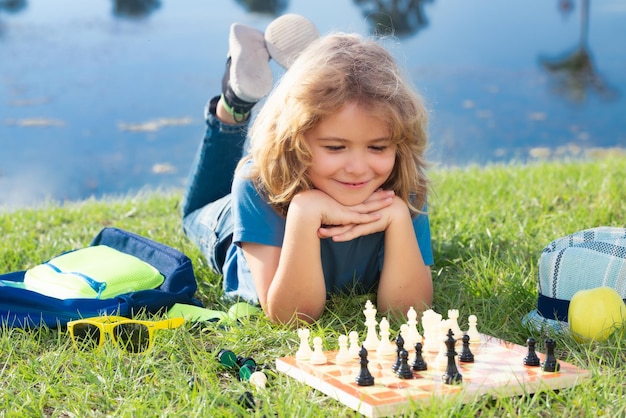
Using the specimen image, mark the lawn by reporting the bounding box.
[1,156,625,417]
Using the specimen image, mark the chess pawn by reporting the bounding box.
[412,342,428,371]
[447,309,463,339]
[309,336,327,365]
[466,314,481,343]
[459,333,475,363]
[376,317,396,357]
[335,334,352,365]
[396,349,414,379]
[249,371,268,390]
[523,337,541,367]
[348,331,361,359]
[296,328,312,361]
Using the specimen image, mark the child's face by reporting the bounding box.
[303,101,396,206]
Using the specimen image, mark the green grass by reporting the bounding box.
[1,156,625,417]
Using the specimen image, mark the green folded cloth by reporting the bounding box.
[167,302,261,323]
[24,245,164,299]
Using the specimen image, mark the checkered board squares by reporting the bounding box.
[275,334,590,417]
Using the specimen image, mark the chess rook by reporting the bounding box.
[541,338,560,372]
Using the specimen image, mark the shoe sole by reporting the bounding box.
[265,14,320,69]
[229,23,273,102]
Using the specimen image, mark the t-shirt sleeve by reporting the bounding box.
[231,163,285,248]
[413,206,434,266]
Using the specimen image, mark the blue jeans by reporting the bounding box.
[181,96,248,274]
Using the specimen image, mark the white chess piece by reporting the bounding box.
[376,317,396,357]
[249,371,267,390]
[447,309,463,340]
[310,336,327,365]
[405,306,422,350]
[335,334,352,364]
[363,300,380,351]
[422,309,442,353]
[296,328,313,361]
[400,324,413,352]
[433,319,452,369]
[467,314,481,343]
[348,331,360,358]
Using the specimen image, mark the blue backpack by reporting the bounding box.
[0,227,202,328]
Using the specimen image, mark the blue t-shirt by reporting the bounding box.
[222,160,433,304]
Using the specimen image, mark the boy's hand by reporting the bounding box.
[315,189,403,241]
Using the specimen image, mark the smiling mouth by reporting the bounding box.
[339,180,368,188]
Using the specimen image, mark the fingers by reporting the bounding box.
[359,190,395,207]
[317,224,354,239]
[319,219,386,242]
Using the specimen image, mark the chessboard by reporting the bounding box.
[276,333,590,417]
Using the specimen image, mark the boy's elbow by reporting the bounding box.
[265,304,324,326]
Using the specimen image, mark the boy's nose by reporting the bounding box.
[344,157,368,175]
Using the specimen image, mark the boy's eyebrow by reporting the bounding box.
[315,137,392,143]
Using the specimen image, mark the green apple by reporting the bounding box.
[568,286,626,342]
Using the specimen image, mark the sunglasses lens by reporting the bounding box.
[113,323,151,353]
[71,323,101,350]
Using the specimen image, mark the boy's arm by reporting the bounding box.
[242,189,393,324]
[376,197,433,317]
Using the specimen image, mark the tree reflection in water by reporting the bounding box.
[354,0,434,37]
[539,0,619,103]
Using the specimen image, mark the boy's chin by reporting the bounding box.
[330,194,371,207]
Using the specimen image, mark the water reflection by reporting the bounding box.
[234,0,288,15]
[112,0,161,19]
[0,0,26,14]
[354,0,434,37]
[539,0,619,103]
[0,0,26,36]
[0,0,624,208]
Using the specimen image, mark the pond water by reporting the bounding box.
[1,0,625,209]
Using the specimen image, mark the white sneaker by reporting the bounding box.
[264,14,320,69]
[227,23,273,103]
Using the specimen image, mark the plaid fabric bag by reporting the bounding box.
[524,226,626,331]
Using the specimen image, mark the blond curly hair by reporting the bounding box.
[238,33,430,217]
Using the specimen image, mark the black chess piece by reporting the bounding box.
[412,342,428,371]
[541,338,560,372]
[459,333,474,363]
[355,346,375,386]
[392,334,405,372]
[442,329,463,385]
[396,348,414,379]
[523,337,541,367]
[237,391,256,410]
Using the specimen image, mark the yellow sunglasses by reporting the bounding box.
[67,315,185,353]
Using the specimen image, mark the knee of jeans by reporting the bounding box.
[182,212,226,274]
